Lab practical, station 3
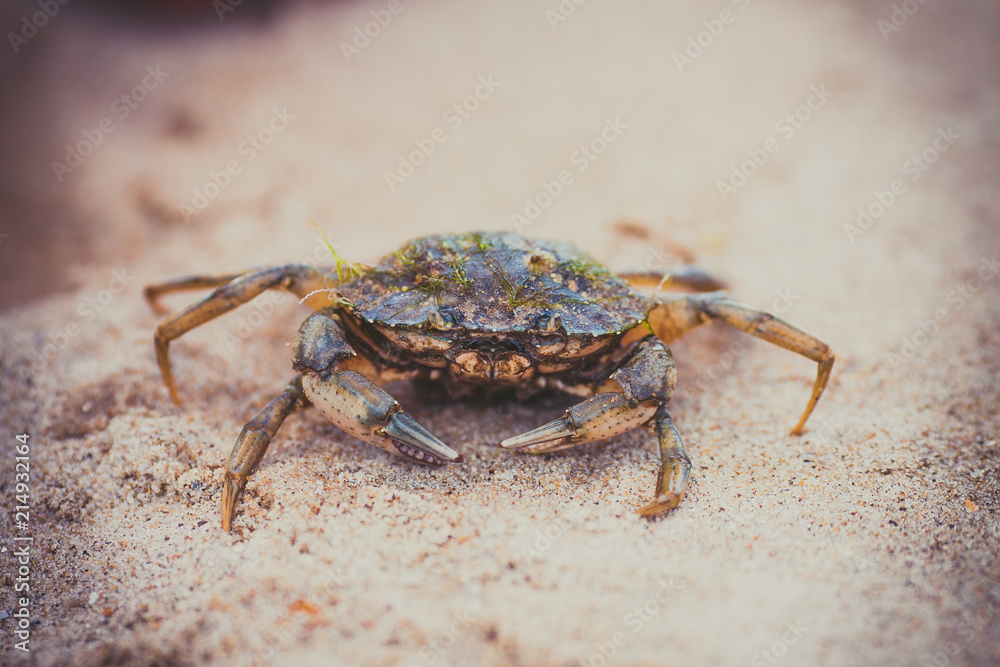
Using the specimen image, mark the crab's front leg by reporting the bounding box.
[501,337,691,516]
[222,375,310,531]
[222,309,461,531]
[636,407,691,516]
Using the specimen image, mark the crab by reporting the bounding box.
[145,231,833,531]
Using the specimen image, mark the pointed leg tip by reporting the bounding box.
[165,383,182,406]
[220,476,243,533]
[635,493,683,518]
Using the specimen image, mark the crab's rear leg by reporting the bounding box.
[649,293,834,434]
[620,267,726,293]
[144,272,248,315]
[146,264,330,404]
[502,337,692,514]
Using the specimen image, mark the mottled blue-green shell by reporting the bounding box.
[335,232,651,337]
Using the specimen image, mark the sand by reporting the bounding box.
[1,1,998,665]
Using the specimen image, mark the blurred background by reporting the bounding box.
[1,1,998,665]
[2,0,994,311]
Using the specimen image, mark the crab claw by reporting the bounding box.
[384,411,463,466]
[500,393,657,454]
[499,416,577,453]
[302,371,462,467]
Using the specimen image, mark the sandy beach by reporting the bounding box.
[1,1,998,665]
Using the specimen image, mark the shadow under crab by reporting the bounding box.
[144,232,834,532]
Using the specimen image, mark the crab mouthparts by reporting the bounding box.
[384,411,463,466]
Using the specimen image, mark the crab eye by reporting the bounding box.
[532,311,563,333]
[426,306,459,331]
[530,311,566,355]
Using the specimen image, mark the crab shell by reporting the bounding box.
[331,232,655,385]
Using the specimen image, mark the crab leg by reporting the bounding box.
[648,294,834,434]
[502,337,692,515]
[221,310,462,531]
[146,264,330,404]
[144,271,248,315]
[222,375,310,532]
[619,266,726,293]
[635,407,691,516]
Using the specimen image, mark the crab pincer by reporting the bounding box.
[501,337,693,515]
